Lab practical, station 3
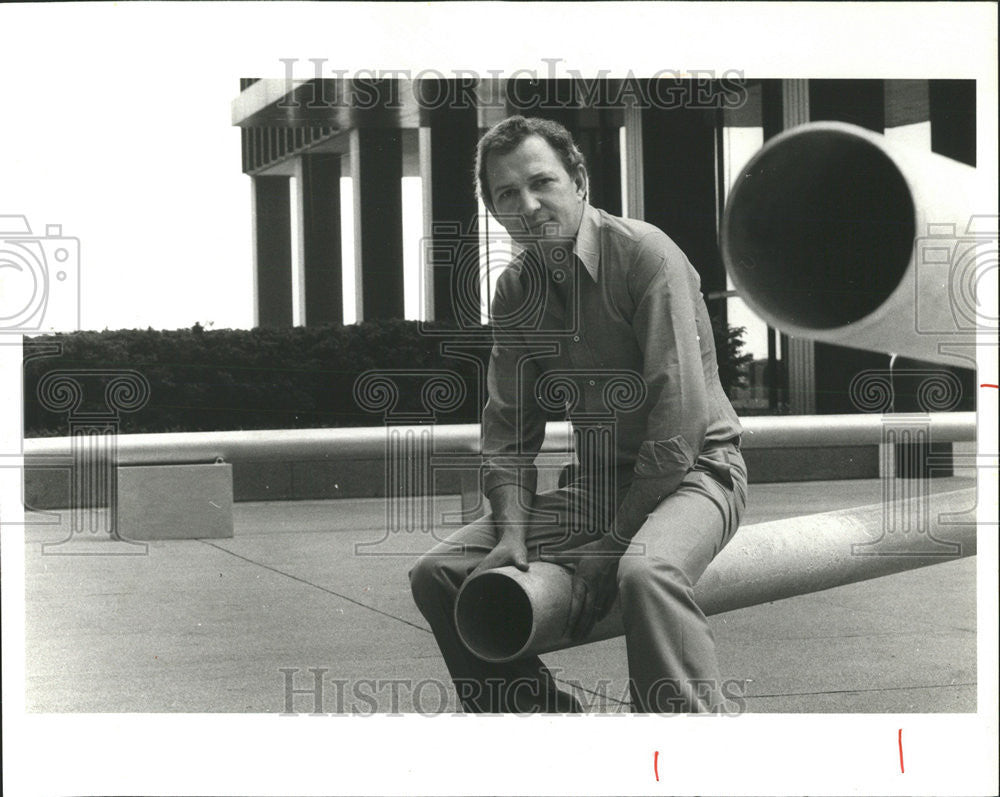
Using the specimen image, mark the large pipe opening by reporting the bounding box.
[455,571,533,661]
[723,127,916,330]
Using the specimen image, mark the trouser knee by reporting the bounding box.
[410,549,466,609]
[408,554,443,610]
[617,554,693,608]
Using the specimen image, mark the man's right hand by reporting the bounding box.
[467,533,529,579]
[468,484,534,579]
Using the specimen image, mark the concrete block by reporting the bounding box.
[24,465,72,510]
[118,463,234,540]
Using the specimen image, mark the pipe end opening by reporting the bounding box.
[456,571,534,662]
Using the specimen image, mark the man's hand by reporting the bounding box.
[468,532,529,579]
[469,484,533,579]
[540,540,621,641]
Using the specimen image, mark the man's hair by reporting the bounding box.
[475,115,587,213]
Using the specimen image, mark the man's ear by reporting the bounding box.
[574,165,589,201]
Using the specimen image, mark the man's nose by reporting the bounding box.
[517,189,542,215]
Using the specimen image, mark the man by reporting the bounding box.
[409,115,747,713]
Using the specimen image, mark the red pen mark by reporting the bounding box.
[654,750,659,782]
[981,383,999,389]
[898,729,904,774]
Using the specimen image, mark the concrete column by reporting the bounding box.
[929,80,976,166]
[622,104,645,220]
[784,337,816,414]
[780,77,810,130]
[419,127,435,322]
[810,79,885,129]
[764,79,817,415]
[252,175,293,328]
[885,80,930,128]
[426,93,480,325]
[300,153,343,326]
[350,128,404,321]
[927,79,978,417]
[640,88,727,309]
[290,158,306,326]
[576,109,622,218]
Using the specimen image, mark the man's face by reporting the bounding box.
[485,134,587,249]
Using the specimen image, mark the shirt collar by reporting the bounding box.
[573,203,601,282]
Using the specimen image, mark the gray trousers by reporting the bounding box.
[409,443,747,713]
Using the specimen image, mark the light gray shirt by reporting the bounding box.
[481,203,744,520]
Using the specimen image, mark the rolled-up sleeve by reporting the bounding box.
[480,268,547,499]
[619,234,711,517]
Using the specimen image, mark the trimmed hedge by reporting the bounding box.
[23,319,750,437]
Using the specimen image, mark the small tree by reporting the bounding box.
[711,317,754,399]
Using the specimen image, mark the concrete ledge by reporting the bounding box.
[743,445,879,482]
[22,419,978,508]
[23,446,891,507]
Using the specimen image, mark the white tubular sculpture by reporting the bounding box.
[720,121,994,369]
[455,489,976,662]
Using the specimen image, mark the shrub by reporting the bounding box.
[23,318,749,436]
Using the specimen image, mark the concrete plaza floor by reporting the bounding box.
[24,477,978,714]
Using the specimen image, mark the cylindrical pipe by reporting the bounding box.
[455,488,976,663]
[720,121,994,369]
[22,413,975,465]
